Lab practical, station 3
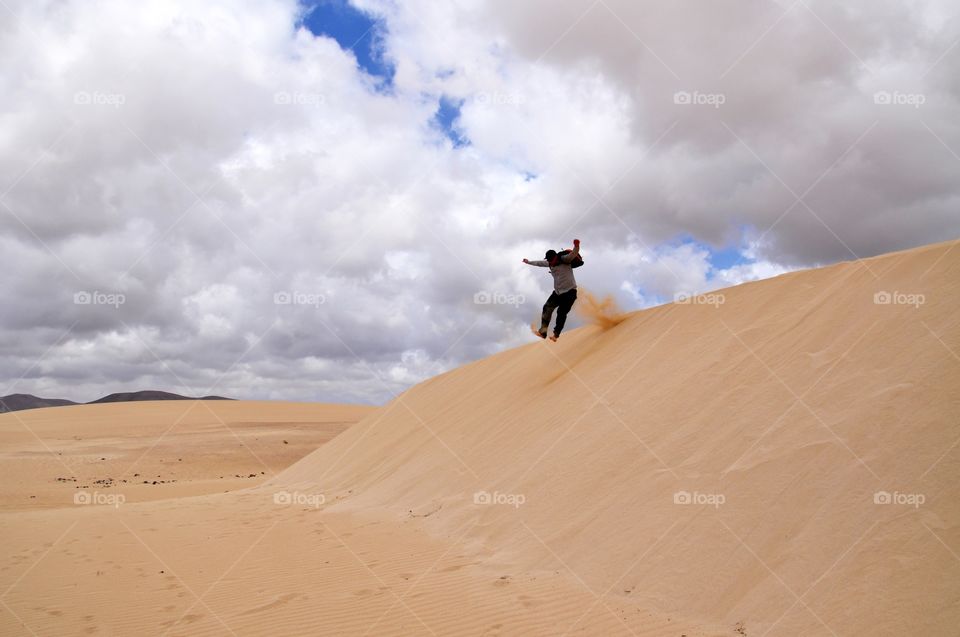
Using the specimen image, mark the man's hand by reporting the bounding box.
[573,239,580,247]
[522,258,530,264]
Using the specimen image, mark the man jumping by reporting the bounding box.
[522,239,581,341]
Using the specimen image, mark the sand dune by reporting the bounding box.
[274,239,959,634]
[1,240,958,635]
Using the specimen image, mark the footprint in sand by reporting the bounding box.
[517,594,539,608]
[238,592,300,615]
[159,613,204,628]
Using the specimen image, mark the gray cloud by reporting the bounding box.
[1,0,958,404]
[380,0,960,263]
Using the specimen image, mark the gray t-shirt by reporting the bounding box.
[529,252,578,294]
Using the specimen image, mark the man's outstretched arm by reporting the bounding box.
[523,258,550,267]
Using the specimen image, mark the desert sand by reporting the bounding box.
[1,240,958,636]
[0,400,373,511]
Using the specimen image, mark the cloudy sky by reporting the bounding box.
[2,0,958,404]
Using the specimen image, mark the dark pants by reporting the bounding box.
[540,288,578,336]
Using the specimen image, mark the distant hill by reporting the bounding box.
[0,394,78,413]
[0,391,233,413]
[87,391,232,404]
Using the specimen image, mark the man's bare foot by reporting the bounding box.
[549,334,559,342]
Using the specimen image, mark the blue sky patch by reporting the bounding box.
[299,0,394,89]
[667,233,752,271]
[433,96,468,147]
[708,243,750,270]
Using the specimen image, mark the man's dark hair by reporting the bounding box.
[545,249,557,262]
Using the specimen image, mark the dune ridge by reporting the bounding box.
[273,239,960,635]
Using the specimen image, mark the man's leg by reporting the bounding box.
[553,289,578,337]
[539,292,559,337]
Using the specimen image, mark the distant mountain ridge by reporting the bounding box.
[0,391,233,414]
[88,391,232,404]
[0,394,78,413]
